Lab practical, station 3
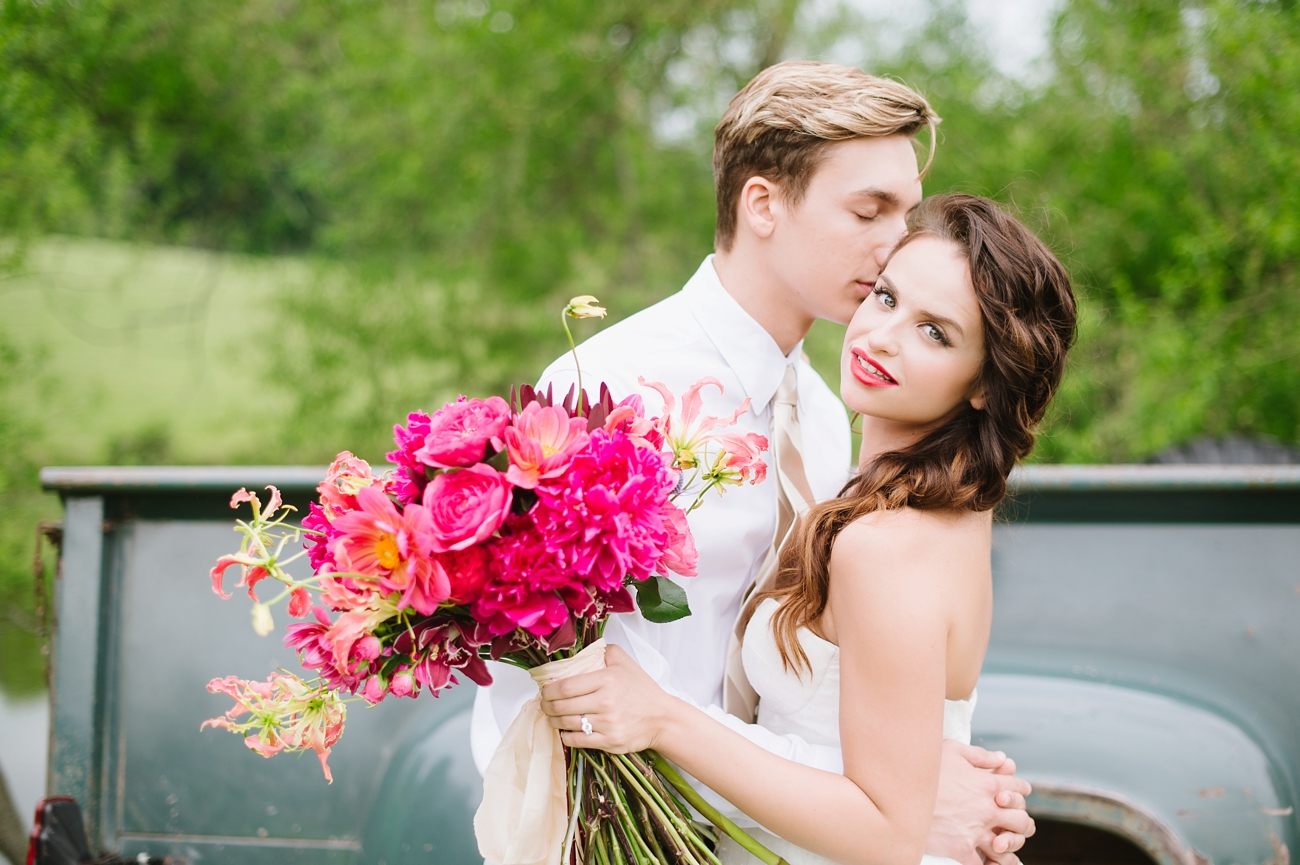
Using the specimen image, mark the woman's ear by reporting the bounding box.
[739,176,779,239]
[968,385,987,412]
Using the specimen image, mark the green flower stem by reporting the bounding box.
[561,311,585,409]
[632,754,695,827]
[633,794,670,865]
[586,757,654,863]
[593,821,613,865]
[605,754,702,865]
[648,752,789,865]
[562,757,586,865]
[588,754,693,865]
[606,820,629,865]
[605,754,707,858]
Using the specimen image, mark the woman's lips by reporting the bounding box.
[850,347,898,388]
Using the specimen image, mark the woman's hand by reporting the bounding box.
[540,644,680,753]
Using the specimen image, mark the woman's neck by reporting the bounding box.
[856,416,933,471]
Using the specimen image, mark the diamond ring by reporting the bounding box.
[580,714,593,735]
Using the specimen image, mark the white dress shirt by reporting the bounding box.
[470,256,854,821]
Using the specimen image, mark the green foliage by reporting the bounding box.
[3,0,1300,691]
[0,335,56,695]
[634,575,693,623]
[868,0,1300,461]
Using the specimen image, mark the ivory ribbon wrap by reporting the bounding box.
[475,639,608,865]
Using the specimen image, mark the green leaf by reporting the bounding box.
[634,576,692,624]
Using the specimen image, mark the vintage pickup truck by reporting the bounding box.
[27,463,1300,865]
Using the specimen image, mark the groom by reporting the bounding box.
[471,61,1034,863]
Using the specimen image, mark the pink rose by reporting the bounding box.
[422,464,512,552]
[389,669,415,698]
[658,503,698,577]
[416,396,511,468]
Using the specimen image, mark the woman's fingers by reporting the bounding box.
[540,669,606,702]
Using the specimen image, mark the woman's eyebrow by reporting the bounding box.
[919,309,965,338]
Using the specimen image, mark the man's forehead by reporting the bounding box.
[818,137,924,203]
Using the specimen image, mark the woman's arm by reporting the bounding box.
[542,511,964,865]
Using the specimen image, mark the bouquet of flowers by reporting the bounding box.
[203,297,784,865]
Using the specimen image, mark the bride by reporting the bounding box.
[538,193,1077,865]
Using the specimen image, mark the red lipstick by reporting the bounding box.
[850,347,898,388]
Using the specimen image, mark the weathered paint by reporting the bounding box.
[38,465,1300,864]
[1026,783,1209,865]
[47,496,105,840]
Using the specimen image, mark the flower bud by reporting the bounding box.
[564,295,607,319]
[389,670,415,698]
[353,634,382,661]
[251,603,274,636]
[361,676,387,704]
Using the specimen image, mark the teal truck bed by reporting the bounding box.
[37,465,1300,865]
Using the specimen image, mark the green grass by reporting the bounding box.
[1,237,313,467]
[0,237,319,694]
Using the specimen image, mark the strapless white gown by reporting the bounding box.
[715,598,974,865]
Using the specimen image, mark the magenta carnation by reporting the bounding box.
[302,502,338,572]
[387,411,433,504]
[416,396,511,468]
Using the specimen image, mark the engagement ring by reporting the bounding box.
[580,714,593,735]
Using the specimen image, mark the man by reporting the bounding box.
[472,60,1034,863]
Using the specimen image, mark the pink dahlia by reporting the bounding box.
[329,486,449,613]
[415,396,511,468]
[503,401,590,489]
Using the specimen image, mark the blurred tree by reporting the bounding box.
[2,0,1299,467]
[846,0,1300,462]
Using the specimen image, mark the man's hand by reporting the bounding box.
[925,741,1035,865]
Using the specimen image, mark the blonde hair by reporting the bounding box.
[713,61,940,251]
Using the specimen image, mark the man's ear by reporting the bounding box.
[739,176,779,239]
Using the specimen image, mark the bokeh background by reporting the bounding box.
[2,0,1299,838]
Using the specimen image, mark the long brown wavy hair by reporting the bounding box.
[749,193,1078,674]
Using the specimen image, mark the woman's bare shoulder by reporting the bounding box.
[832,506,989,560]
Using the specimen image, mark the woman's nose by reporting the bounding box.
[865,323,899,357]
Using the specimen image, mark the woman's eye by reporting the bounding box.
[922,323,950,345]
[856,212,877,222]
[873,286,895,309]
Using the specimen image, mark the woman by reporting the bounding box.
[539,194,1077,865]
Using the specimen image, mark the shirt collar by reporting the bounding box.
[682,255,804,410]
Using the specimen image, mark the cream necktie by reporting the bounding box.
[722,363,814,722]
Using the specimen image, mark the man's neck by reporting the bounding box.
[711,247,815,357]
